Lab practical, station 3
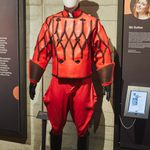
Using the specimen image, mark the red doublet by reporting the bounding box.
[29,7,115,136]
[30,8,114,85]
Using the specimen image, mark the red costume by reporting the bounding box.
[29,7,114,136]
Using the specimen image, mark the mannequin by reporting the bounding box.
[29,0,114,150]
[63,0,79,9]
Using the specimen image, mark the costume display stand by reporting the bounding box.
[29,2,114,149]
[36,111,48,150]
[36,79,48,150]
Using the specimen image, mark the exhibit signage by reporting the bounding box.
[122,0,150,89]
[122,0,150,119]
[115,0,150,149]
[0,0,26,142]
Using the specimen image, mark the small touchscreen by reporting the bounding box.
[128,90,147,114]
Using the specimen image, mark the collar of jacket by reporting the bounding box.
[62,5,82,18]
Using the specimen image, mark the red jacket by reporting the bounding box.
[29,8,114,86]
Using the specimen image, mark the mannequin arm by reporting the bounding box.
[92,19,115,87]
[29,82,37,100]
[29,17,52,100]
[103,85,111,101]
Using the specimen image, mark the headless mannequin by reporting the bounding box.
[29,0,112,149]
[29,0,111,100]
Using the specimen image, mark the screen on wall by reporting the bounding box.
[128,90,147,114]
[124,86,150,119]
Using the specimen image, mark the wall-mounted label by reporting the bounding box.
[0,0,20,133]
[119,0,150,148]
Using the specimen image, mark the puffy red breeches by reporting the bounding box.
[43,76,97,136]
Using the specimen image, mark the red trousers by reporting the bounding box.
[43,76,97,136]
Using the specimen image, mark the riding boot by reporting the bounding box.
[50,131,62,150]
[77,132,89,150]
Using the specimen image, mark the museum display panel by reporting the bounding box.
[115,0,150,149]
[0,0,26,142]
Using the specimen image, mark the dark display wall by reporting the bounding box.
[0,0,26,142]
[115,0,150,149]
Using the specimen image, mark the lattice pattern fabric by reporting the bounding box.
[34,18,52,60]
[29,8,114,86]
[53,18,91,60]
